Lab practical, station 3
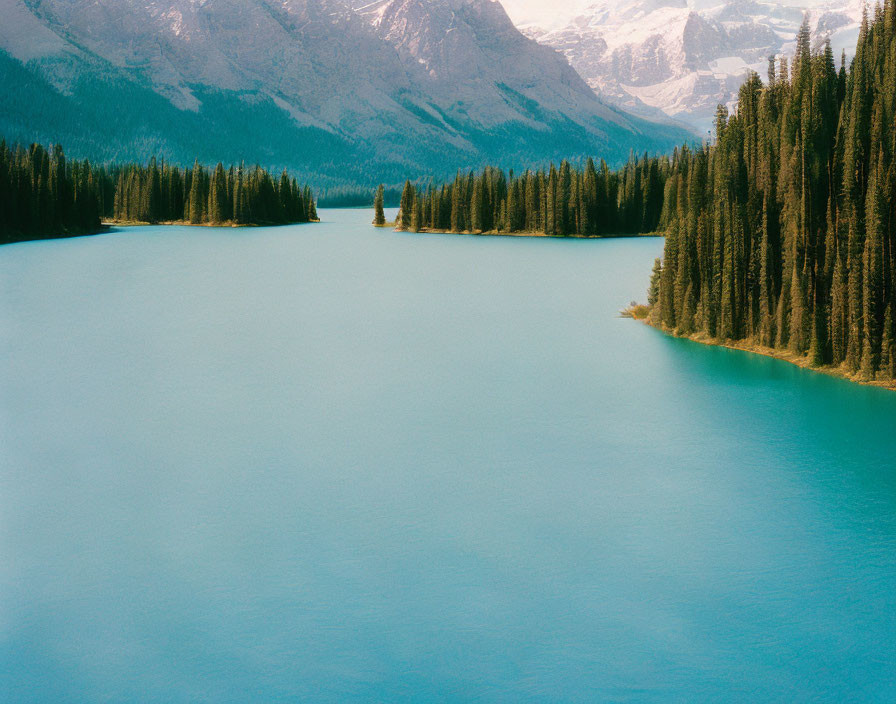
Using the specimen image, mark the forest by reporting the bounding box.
[0,142,317,245]
[650,6,895,381]
[317,183,403,209]
[391,154,668,237]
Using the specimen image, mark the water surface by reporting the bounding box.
[2,209,894,702]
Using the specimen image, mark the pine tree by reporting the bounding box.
[209,163,228,224]
[188,160,204,224]
[411,191,423,233]
[373,184,386,226]
[399,180,413,230]
[471,178,483,233]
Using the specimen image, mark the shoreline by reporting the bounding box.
[104,219,319,228]
[393,226,660,239]
[625,310,896,392]
[4,219,320,246]
[2,224,111,246]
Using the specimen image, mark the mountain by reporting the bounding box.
[522,0,865,132]
[0,0,691,187]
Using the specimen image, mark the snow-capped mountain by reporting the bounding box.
[521,0,866,132]
[0,0,690,184]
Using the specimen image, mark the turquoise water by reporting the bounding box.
[2,208,894,702]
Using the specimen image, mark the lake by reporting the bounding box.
[2,208,894,702]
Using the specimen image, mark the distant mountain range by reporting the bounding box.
[521,0,865,132]
[0,0,691,187]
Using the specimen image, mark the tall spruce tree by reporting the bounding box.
[373,184,386,225]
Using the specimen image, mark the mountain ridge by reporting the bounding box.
[0,0,692,187]
[521,0,865,132]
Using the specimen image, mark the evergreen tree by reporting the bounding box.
[373,184,386,225]
[399,180,414,230]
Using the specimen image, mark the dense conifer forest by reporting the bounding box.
[393,154,668,237]
[112,160,317,226]
[1,141,317,245]
[649,7,895,381]
[0,142,105,244]
[317,184,402,209]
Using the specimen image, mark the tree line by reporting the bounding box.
[650,6,895,381]
[0,141,105,244]
[317,183,402,209]
[1,141,318,244]
[389,153,668,236]
[113,159,317,226]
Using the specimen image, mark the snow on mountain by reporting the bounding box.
[519,0,866,132]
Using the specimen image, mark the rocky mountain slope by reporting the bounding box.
[522,0,865,132]
[0,0,690,186]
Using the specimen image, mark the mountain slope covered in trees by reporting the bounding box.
[649,5,896,383]
[0,0,691,189]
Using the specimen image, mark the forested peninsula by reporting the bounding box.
[648,7,895,386]
[0,142,317,245]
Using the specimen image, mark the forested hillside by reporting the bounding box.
[0,141,317,244]
[650,6,895,381]
[0,0,692,194]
